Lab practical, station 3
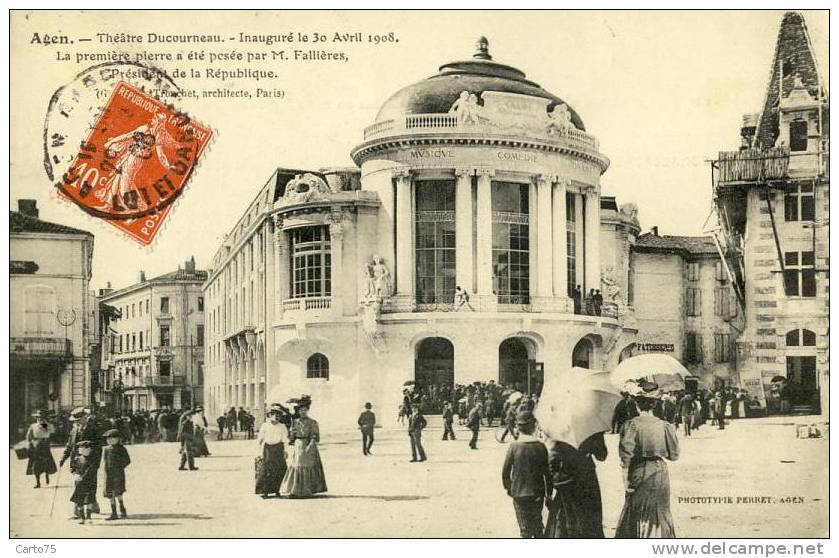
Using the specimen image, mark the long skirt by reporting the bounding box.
[193,431,210,457]
[26,439,57,476]
[255,443,287,496]
[544,477,605,538]
[280,442,327,497]
[615,459,675,538]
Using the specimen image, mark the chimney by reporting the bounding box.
[138,270,146,283]
[651,226,659,236]
[185,256,196,274]
[18,199,39,218]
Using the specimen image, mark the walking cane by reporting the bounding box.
[49,463,63,519]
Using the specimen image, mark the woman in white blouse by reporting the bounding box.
[255,406,289,499]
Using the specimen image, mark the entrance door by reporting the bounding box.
[414,337,454,414]
[786,356,819,410]
[499,338,529,390]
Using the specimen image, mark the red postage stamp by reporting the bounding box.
[56,81,212,245]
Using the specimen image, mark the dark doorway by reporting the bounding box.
[572,338,594,369]
[786,356,819,410]
[499,338,529,390]
[415,337,454,389]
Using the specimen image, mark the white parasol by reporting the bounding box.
[609,353,691,391]
[534,367,621,448]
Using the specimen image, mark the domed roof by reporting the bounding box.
[375,37,585,131]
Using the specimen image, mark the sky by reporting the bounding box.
[10,10,829,291]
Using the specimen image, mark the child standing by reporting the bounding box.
[102,428,131,520]
[69,440,97,524]
[501,410,551,538]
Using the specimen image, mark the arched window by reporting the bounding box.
[23,285,56,335]
[307,353,329,380]
[572,338,594,369]
[787,329,817,347]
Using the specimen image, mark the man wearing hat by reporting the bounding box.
[407,406,427,463]
[60,407,103,514]
[176,409,198,471]
[357,402,376,456]
[501,410,550,538]
[467,402,483,449]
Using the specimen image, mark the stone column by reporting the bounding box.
[584,187,601,296]
[534,174,553,301]
[455,168,474,294]
[273,215,289,316]
[394,169,415,310]
[475,169,496,309]
[552,179,569,309]
[328,210,345,317]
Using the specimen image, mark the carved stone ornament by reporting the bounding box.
[280,173,332,206]
[619,202,639,223]
[361,254,393,302]
[545,103,576,136]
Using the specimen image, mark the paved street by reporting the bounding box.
[10,416,828,538]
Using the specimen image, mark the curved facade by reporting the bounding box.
[203,40,640,430]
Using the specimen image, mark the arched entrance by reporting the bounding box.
[572,338,594,369]
[414,337,454,389]
[499,338,540,393]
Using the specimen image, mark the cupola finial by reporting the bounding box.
[474,36,492,60]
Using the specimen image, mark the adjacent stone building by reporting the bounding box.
[631,230,743,388]
[712,12,829,415]
[203,39,642,430]
[10,199,95,439]
[98,258,207,411]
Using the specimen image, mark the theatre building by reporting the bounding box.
[203,39,642,429]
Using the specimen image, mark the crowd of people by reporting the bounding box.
[611,386,759,437]
[570,285,606,316]
[399,380,538,426]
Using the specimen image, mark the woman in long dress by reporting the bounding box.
[191,408,211,457]
[615,389,680,538]
[26,411,57,488]
[255,407,289,498]
[280,402,327,498]
[544,432,607,538]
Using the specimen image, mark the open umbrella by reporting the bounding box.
[535,367,621,448]
[609,353,690,391]
[770,375,787,384]
[506,391,524,405]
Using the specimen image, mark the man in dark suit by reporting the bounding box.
[357,402,376,455]
[501,410,551,538]
[467,402,482,449]
[408,407,427,462]
[177,409,198,471]
[441,401,456,441]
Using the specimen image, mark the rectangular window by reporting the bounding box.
[714,287,736,318]
[160,296,170,314]
[785,183,815,222]
[492,181,530,304]
[145,299,149,314]
[160,325,170,347]
[789,120,808,152]
[290,226,332,298]
[566,192,576,297]
[714,333,732,363]
[415,180,456,304]
[684,332,703,364]
[159,360,171,376]
[686,287,702,317]
[198,296,204,312]
[687,262,699,281]
[715,261,728,282]
[139,331,143,349]
[196,325,204,347]
[131,334,136,352]
[784,251,816,297]
[23,286,56,335]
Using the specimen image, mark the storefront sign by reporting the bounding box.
[496,150,538,163]
[10,260,38,274]
[635,343,675,352]
[409,148,454,159]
